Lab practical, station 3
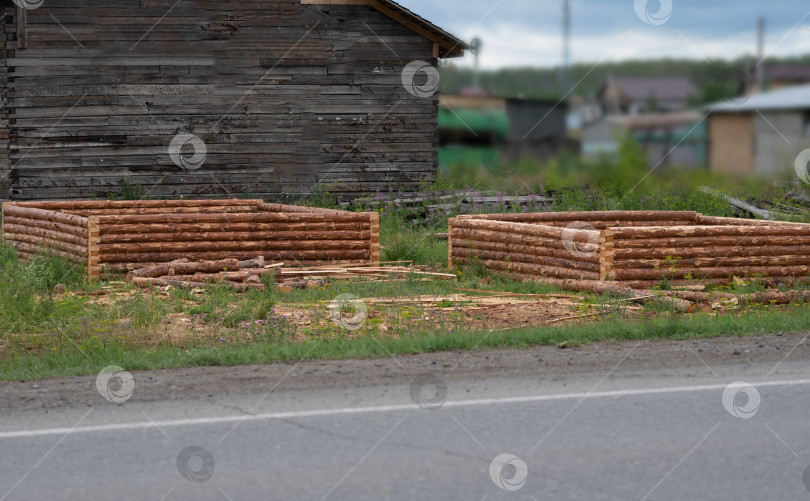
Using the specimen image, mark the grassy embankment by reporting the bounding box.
[2,139,809,380]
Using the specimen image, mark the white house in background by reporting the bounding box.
[706,84,810,177]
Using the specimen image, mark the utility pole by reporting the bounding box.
[561,0,571,94]
[470,37,483,89]
[755,16,765,93]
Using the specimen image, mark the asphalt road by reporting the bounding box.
[2,334,810,500]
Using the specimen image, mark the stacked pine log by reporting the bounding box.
[1,202,90,266]
[449,211,810,287]
[449,218,602,280]
[126,257,275,292]
[611,222,810,286]
[3,200,380,280]
[455,211,699,228]
[449,211,699,281]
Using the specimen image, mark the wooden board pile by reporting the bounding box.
[126,258,455,293]
[275,263,455,291]
[341,190,554,212]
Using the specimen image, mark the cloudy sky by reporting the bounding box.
[400,0,810,69]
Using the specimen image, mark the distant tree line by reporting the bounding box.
[438,54,810,105]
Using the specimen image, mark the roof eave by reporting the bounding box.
[301,0,469,58]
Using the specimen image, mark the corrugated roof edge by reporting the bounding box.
[705,83,810,113]
[301,0,470,58]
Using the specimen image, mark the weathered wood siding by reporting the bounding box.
[4,0,439,200]
[0,6,10,198]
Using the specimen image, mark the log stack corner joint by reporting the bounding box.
[1,199,380,281]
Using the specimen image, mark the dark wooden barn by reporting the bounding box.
[0,0,467,200]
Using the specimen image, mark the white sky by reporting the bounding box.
[398,0,810,69]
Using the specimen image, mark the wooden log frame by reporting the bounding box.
[2,201,92,275]
[456,211,700,223]
[12,199,263,210]
[104,259,370,273]
[2,200,380,280]
[449,211,810,285]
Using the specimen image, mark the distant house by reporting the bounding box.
[707,84,810,176]
[581,112,705,168]
[0,0,467,200]
[598,76,699,115]
[749,65,810,94]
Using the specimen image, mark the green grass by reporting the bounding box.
[3,304,809,381]
[3,139,810,381]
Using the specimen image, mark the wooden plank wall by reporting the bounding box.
[0,7,10,199]
[3,0,439,200]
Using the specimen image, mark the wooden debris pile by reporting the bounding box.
[535,277,810,314]
[126,256,276,292]
[125,258,456,293]
[341,190,554,212]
